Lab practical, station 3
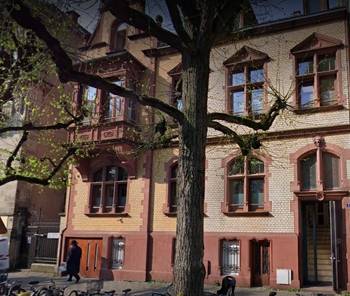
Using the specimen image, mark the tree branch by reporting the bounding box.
[208,95,288,131]
[8,0,185,124]
[207,120,245,148]
[102,0,185,52]
[0,146,77,186]
[165,0,193,47]
[5,130,29,174]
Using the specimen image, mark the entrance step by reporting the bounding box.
[30,263,57,274]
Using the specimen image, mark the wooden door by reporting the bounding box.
[66,238,102,278]
[251,239,270,286]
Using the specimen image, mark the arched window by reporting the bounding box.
[227,156,265,211]
[168,163,178,213]
[299,150,340,191]
[90,166,128,213]
[112,22,127,51]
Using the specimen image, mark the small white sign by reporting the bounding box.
[47,232,60,239]
[276,269,292,285]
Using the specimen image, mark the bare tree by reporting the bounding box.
[5,0,288,295]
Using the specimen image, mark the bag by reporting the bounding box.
[58,262,68,276]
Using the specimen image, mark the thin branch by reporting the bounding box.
[0,119,77,134]
[0,147,77,186]
[5,130,29,174]
[102,0,185,52]
[208,95,288,131]
[8,0,185,124]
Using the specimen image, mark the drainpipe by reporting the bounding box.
[57,168,74,267]
[144,37,158,280]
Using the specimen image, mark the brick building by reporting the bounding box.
[61,0,350,292]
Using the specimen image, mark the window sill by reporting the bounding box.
[222,210,270,216]
[293,104,344,114]
[85,212,129,217]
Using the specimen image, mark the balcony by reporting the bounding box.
[69,120,139,144]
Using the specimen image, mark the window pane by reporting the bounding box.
[106,166,117,181]
[176,98,184,111]
[299,83,314,109]
[91,185,102,207]
[307,0,322,13]
[323,153,339,189]
[116,183,127,210]
[232,91,245,114]
[301,153,316,190]
[171,164,178,178]
[105,184,114,208]
[85,86,97,102]
[112,238,124,269]
[249,179,264,207]
[106,80,123,119]
[222,240,240,275]
[93,169,103,182]
[228,157,244,175]
[318,54,335,72]
[249,158,264,174]
[127,99,136,121]
[250,68,264,83]
[169,181,177,211]
[320,76,336,106]
[117,167,128,181]
[250,88,264,114]
[328,0,345,9]
[231,72,245,86]
[298,59,313,75]
[229,179,244,207]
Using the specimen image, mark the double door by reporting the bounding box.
[67,238,102,278]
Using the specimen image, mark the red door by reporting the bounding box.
[67,238,102,278]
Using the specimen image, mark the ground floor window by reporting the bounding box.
[221,239,240,275]
[111,237,125,269]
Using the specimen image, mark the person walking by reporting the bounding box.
[66,240,82,283]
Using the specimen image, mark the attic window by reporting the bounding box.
[112,22,127,51]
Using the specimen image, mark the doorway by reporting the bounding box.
[66,238,102,278]
[251,239,270,286]
[301,201,342,291]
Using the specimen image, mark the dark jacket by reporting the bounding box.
[66,245,82,274]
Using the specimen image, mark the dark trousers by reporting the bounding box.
[68,272,80,282]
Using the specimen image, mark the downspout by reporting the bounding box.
[57,167,74,266]
[144,39,158,280]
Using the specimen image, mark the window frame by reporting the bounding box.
[88,165,129,216]
[220,239,241,276]
[294,49,340,111]
[168,162,178,214]
[222,154,271,215]
[298,149,341,192]
[225,62,267,118]
[111,22,127,52]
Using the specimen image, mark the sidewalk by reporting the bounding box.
[7,271,338,296]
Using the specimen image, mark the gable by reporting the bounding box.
[223,46,269,66]
[291,32,343,54]
[168,63,182,76]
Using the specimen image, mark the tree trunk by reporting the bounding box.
[174,48,210,296]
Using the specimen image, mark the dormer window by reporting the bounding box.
[304,0,345,15]
[112,22,127,51]
[223,46,269,118]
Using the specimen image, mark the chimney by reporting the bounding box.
[67,10,80,23]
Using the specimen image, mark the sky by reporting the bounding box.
[57,0,340,33]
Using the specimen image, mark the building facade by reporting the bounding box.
[61,0,350,291]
